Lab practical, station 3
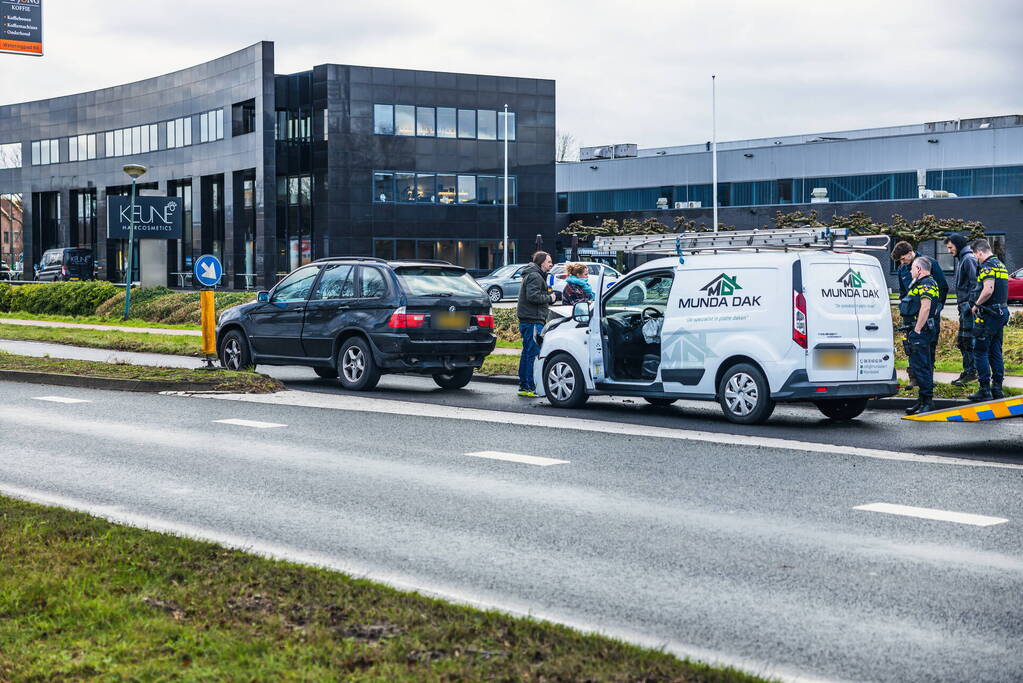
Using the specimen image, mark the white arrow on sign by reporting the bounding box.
[200,260,218,280]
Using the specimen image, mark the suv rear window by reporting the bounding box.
[394,267,484,297]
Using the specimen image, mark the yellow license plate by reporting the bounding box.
[434,312,468,330]
[816,349,854,369]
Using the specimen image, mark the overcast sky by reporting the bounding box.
[2,0,1020,151]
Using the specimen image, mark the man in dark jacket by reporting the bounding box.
[944,234,979,386]
[892,241,948,387]
[516,251,555,397]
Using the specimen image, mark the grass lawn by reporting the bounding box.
[0,496,765,682]
[0,310,201,330]
[479,354,519,376]
[896,379,1022,399]
[0,323,203,356]
[0,351,281,393]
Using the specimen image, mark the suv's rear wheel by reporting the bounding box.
[814,397,868,421]
[219,330,252,371]
[543,354,588,408]
[486,286,503,303]
[338,337,381,391]
[433,368,473,390]
[718,363,775,424]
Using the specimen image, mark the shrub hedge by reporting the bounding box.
[96,289,255,324]
[0,281,121,316]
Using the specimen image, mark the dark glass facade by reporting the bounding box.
[0,42,555,287]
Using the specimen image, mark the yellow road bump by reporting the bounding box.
[902,395,1023,422]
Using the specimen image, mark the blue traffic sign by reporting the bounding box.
[193,254,223,287]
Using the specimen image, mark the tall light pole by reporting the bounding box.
[711,75,718,233]
[122,163,146,320]
[503,103,509,265]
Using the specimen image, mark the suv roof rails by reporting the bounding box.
[391,259,455,265]
[312,256,388,263]
[594,227,890,254]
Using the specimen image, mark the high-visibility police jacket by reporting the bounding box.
[900,275,941,327]
[975,256,1009,307]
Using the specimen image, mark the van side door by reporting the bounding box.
[803,254,860,383]
[848,255,895,381]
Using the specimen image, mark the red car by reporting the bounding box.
[1009,267,1023,304]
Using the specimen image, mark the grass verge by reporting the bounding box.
[0,310,201,330]
[0,323,202,356]
[479,354,519,377]
[0,351,281,393]
[896,379,1022,399]
[0,496,766,681]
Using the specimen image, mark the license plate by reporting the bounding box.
[816,349,854,370]
[434,312,468,330]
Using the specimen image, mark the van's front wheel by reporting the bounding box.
[718,363,775,424]
[814,397,868,421]
[543,354,588,408]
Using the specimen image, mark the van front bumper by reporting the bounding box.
[773,370,899,401]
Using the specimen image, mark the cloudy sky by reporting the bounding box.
[2,0,1020,151]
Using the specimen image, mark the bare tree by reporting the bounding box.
[556,130,577,162]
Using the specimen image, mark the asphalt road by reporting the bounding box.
[1,372,1022,682]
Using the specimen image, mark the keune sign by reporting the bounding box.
[0,0,43,56]
[107,196,183,239]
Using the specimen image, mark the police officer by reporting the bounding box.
[944,234,979,386]
[968,239,1010,401]
[901,256,941,415]
[891,241,948,388]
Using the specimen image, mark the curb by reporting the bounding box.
[0,369,229,393]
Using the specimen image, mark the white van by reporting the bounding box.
[533,244,897,424]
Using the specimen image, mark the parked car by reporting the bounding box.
[1009,267,1023,304]
[547,262,621,301]
[535,250,898,424]
[0,261,12,281]
[216,257,496,390]
[35,248,95,282]
[474,263,531,303]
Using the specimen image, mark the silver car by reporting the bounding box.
[475,263,531,303]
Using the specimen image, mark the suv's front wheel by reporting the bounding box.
[219,330,252,371]
[433,368,473,390]
[338,337,381,391]
[543,354,588,408]
[717,362,775,424]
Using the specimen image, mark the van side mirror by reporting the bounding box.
[572,302,591,323]
[256,290,270,303]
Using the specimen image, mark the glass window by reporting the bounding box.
[416,107,435,136]
[395,105,415,136]
[183,118,192,146]
[271,265,319,302]
[437,108,457,138]
[105,131,114,157]
[40,140,50,165]
[415,173,436,203]
[200,113,208,143]
[417,241,435,260]
[0,142,21,169]
[311,264,354,300]
[436,174,457,205]
[497,111,516,141]
[374,104,394,134]
[395,239,415,259]
[177,118,186,147]
[477,110,497,140]
[288,177,300,205]
[394,267,483,296]
[68,138,78,162]
[498,176,517,204]
[477,176,497,205]
[359,267,388,298]
[395,172,416,202]
[457,109,476,138]
[374,239,394,259]
[605,271,674,313]
[373,172,394,202]
[149,125,157,151]
[51,139,59,163]
[31,141,39,165]
[166,121,175,149]
[88,134,97,159]
[216,109,224,140]
[458,175,476,204]
[132,126,142,154]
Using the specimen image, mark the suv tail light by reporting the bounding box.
[472,314,494,329]
[792,290,807,349]
[387,306,426,329]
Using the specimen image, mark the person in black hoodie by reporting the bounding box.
[944,234,979,386]
[515,251,555,397]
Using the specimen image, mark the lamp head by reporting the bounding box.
[123,164,147,179]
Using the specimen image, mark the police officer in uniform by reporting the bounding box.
[891,241,947,388]
[901,256,941,415]
[968,239,1010,401]
[944,234,979,386]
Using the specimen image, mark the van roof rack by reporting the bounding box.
[593,227,890,254]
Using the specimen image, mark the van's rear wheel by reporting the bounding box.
[814,398,868,421]
[718,363,775,425]
[543,354,588,408]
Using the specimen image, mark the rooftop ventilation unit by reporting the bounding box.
[810,187,829,203]
[579,143,638,161]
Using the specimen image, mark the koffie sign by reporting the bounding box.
[107,197,183,239]
[821,268,882,299]
[0,0,43,57]
[679,273,762,309]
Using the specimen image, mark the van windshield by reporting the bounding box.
[394,267,484,297]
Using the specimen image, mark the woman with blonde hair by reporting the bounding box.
[561,262,594,305]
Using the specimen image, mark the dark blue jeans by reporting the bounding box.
[518,323,544,391]
[907,328,936,400]
[974,309,1009,385]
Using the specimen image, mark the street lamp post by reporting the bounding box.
[122,164,147,320]
[503,103,509,266]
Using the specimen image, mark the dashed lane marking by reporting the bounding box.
[32,396,90,404]
[465,450,569,466]
[213,418,287,429]
[853,502,1009,527]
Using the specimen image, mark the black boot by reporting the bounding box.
[968,384,993,402]
[950,371,977,387]
[905,398,934,415]
[992,384,1004,400]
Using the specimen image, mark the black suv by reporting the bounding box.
[216,258,496,390]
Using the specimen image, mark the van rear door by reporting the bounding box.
[848,254,894,381]
[802,254,859,383]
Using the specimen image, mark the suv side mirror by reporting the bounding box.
[256,290,270,303]
[572,302,591,323]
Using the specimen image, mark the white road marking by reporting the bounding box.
[167,389,1023,471]
[213,418,286,429]
[32,396,90,404]
[466,450,569,466]
[853,503,1009,527]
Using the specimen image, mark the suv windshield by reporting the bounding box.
[395,267,484,296]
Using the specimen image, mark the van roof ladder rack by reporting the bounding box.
[593,227,890,254]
